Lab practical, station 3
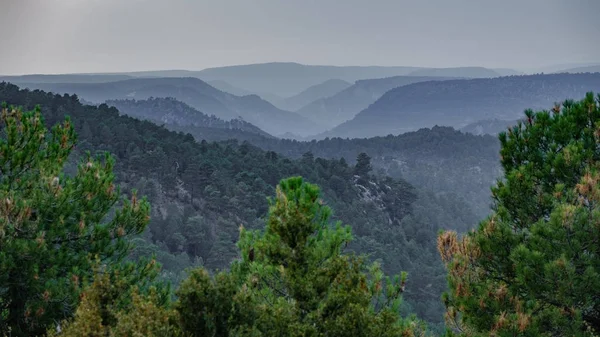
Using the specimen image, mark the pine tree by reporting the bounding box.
[176,177,427,336]
[438,93,600,336]
[354,152,373,177]
[0,105,151,336]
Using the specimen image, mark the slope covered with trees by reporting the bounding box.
[247,127,501,219]
[0,82,479,327]
[325,73,600,139]
[105,97,274,142]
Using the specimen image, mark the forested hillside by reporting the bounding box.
[239,127,502,219]
[325,72,600,138]
[12,77,319,137]
[0,82,479,327]
[105,97,274,142]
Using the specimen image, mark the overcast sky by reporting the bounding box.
[1,0,599,75]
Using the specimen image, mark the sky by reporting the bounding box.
[1,0,599,75]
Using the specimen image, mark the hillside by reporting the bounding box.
[238,126,502,219]
[105,97,274,142]
[297,75,458,127]
[324,73,600,139]
[11,77,320,137]
[0,82,483,326]
[407,66,501,78]
[281,79,352,111]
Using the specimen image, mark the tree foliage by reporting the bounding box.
[438,93,600,336]
[175,177,427,336]
[0,105,151,336]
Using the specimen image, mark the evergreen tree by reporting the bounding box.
[438,93,600,336]
[0,105,151,336]
[354,152,373,177]
[176,177,427,336]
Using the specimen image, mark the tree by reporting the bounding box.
[0,105,151,336]
[176,177,426,336]
[438,93,600,336]
[47,263,177,337]
[354,152,373,177]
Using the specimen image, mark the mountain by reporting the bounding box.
[461,118,523,136]
[0,82,481,326]
[11,77,321,137]
[323,73,600,139]
[105,97,274,142]
[406,67,501,78]
[555,65,600,74]
[297,75,458,128]
[207,79,285,107]
[195,62,424,97]
[281,79,352,111]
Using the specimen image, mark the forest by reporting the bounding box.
[0,81,599,336]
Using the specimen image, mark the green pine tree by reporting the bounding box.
[176,176,427,336]
[438,93,600,336]
[0,105,151,336]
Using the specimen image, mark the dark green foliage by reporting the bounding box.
[0,105,151,336]
[439,93,600,336]
[175,177,427,336]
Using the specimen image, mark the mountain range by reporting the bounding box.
[322,73,600,139]
[296,75,459,128]
[6,77,321,137]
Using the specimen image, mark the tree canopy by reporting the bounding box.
[438,92,600,336]
[0,105,152,336]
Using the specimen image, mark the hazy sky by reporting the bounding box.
[1,0,599,75]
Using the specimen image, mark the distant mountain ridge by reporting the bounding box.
[105,97,273,139]
[297,75,459,128]
[281,79,352,111]
[322,73,600,139]
[554,65,600,74]
[406,67,501,78]
[8,77,320,137]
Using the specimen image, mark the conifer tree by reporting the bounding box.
[0,105,151,336]
[438,93,600,336]
[176,176,426,336]
[354,152,373,177]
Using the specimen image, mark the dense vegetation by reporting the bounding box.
[0,82,480,328]
[439,93,600,335]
